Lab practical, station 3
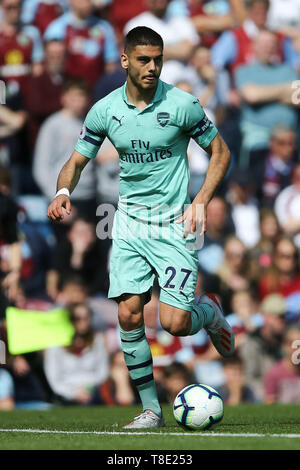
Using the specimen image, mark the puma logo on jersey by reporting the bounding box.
[180,290,189,301]
[112,115,124,126]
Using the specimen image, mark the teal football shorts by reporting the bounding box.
[108,210,199,311]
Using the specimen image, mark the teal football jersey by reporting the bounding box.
[75,79,218,223]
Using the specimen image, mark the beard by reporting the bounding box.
[128,69,158,91]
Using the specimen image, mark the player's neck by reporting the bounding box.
[125,79,158,111]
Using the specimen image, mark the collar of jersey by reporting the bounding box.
[122,79,163,111]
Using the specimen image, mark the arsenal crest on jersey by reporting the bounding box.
[157,112,170,127]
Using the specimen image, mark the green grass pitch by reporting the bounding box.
[0,404,299,450]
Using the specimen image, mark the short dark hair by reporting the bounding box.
[59,274,88,292]
[246,0,270,8]
[61,78,89,95]
[70,214,96,228]
[162,362,193,382]
[220,355,243,368]
[124,26,163,53]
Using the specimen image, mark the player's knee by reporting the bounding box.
[118,305,143,330]
[162,317,188,337]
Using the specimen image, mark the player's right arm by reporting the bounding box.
[47,150,90,221]
[47,101,107,221]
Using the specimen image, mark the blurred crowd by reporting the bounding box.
[0,0,300,411]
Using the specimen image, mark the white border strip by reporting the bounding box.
[0,429,299,438]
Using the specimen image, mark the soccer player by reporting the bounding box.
[47,26,235,429]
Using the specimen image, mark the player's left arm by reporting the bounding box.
[197,132,231,223]
[177,97,231,237]
[178,133,230,237]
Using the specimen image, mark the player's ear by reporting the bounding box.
[121,52,129,71]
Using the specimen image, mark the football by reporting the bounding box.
[173,383,224,430]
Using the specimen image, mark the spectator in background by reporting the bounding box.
[0,169,55,302]
[44,302,110,405]
[252,126,297,206]
[275,163,300,249]
[226,169,260,248]
[44,0,119,88]
[10,283,54,312]
[211,0,272,75]
[267,0,300,73]
[0,102,27,144]
[0,101,27,177]
[249,208,280,281]
[161,362,194,404]
[93,66,125,103]
[52,273,110,333]
[54,274,89,307]
[259,236,300,321]
[227,289,264,337]
[0,79,31,195]
[190,0,248,48]
[0,167,22,318]
[235,30,299,165]
[33,78,98,219]
[109,349,137,406]
[124,0,199,84]
[204,236,256,314]
[189,45,230,113]
[267,0,300,37]
[9,351,51,408]
[0,368,15,409]
[239,292,287,401]
[16,217,54,300]
[109,0,147,40]
[198,196,234,275]
[170,45,230,118]
[21,0,66,35]
[264,324,300,403]
[47,215,109,299]
[218,355,256,404]
[25,39,66,149]
[0,0,44,99]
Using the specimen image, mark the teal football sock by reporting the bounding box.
[189,302,215,335]
[120,325,161,417]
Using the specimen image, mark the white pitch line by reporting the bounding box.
[0,429,299,439]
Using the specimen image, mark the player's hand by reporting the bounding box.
[47,195,71,221]
[176,199,207,238]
